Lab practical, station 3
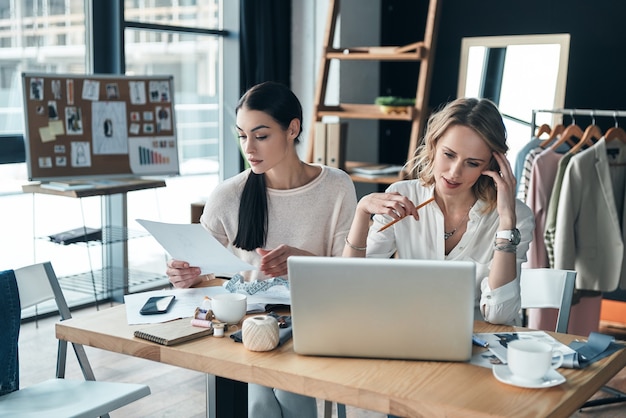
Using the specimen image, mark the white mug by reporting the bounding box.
[507,340,564,382]
[211,293,247,324]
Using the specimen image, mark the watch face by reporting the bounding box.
[511,229,521,245]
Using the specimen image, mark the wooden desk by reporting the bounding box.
[56,305,626,418]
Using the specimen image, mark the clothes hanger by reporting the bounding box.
[605,112,626,143]
[549,112,582,150]
[605,126,626,143]
[549,124,581,150]
[539,124,564,148]
[535,123,551,138]
[568,123,602,154]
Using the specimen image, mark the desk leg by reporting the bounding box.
[206,374,247,418]
[103,193,128,302]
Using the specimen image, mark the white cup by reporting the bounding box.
[507,340,564,382]
[211,293,247,324]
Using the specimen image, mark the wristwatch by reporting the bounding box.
[495,229,521,245]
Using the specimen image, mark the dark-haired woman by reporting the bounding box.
[166,81,357,417]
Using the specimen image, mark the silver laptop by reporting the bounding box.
[287,256,476,361]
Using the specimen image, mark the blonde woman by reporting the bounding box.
[344,97,534,325]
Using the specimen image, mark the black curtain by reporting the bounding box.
[240,0,292,94]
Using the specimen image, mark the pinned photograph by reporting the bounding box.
[66,79,75,105]
[51,80,62,99]
[106,83,120,99]
[55,155,67,166]
[54,144,66,153]
[38,156,53,168]
[65,106,83,135]
[82,79,100,101]
[149,80,171,102]
[143,123,155,133]
[129,81,146,105]
[47,101,59,120]
[156,106,172,132]
[71,141,91,167]
[30,78,44,100]
[130,111,141,121]
[143,111,154,121]
[129,123,140,135]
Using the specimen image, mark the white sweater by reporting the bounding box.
[201,165,357,281]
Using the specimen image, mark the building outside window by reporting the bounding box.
[0,0,227,309]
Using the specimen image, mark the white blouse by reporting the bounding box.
[366,180,534,325]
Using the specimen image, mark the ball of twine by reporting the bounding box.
[242,316,279,352]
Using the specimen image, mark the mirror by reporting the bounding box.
[457,34,571,160]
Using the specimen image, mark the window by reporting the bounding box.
[0,1,238,308]
[124,0,222,175]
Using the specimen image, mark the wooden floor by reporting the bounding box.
[17,305,626,418]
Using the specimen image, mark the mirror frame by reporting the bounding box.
[457,34,571,113]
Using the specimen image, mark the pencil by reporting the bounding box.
[377,196,435,233]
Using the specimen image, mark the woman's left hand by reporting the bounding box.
[483,152,517,227]
[256,245,313,278]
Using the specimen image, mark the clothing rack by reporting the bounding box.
[531,108,626,138]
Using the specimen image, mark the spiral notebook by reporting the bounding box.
[134,317,213,346]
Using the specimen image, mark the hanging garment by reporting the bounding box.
[516,145,543,203]
[514,137,542,195]
[525,148,563,268]
[554,137,626,292]
[552,138,626,336]
[544,153,575,268]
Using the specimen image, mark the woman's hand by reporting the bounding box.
[356,191,420,222]
[256,245,313,278]
[166,259,203,288]
[483,152,517,228]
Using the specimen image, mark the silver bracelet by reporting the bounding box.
[494,242,517,253]
[345,236,367,251]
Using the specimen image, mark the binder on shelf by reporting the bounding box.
[49,226,103,245]
[134,318,213,346]
[326,122,348,170]
[313,121,327,165]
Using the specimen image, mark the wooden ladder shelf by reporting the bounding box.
[307,0,441,184]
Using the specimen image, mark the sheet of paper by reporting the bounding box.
[49,120,65,136]
[472,331,578,368]
[136,219,256,275]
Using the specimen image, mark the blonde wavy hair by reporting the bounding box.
[408,97,508,213]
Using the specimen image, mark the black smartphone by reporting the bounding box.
[139,295,176,315]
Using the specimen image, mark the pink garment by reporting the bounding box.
[525,148,562,268]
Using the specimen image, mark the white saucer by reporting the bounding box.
[492,365,566,388]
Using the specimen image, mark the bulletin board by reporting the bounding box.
[22,72,180,181]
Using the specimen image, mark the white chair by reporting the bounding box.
[520,268,576,333]
[0,262,150,418]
